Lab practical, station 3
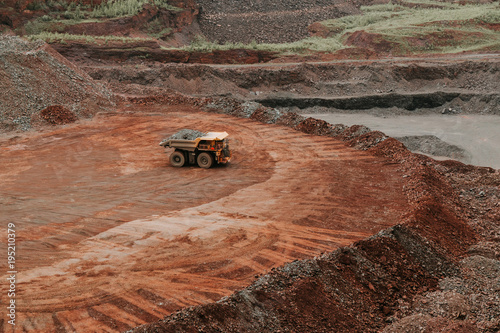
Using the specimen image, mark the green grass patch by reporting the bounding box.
[21,0,500,57]
[180,35,345,54]
[90,0,182,18]
[28,31,155,44]
[188,1,500,55]
[316,1,500,55]
[146,17,174,39]
[22,16,102,35]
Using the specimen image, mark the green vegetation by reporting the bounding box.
[22,15,101,35]
[22,0,182,44]
[180,1,499,55]
[26,1,49,11]
[23,19,66,35]
[23,0,182,21]
[323,2,500,32]
[90,0,181,18]
[317,0,500,55]
[181,35,344,54]
[28,31,155,44]
[146,17,173,38]
[21,0,500,56]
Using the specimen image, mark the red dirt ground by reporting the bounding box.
[0,103,412,332]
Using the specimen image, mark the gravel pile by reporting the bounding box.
[167,129,205,140]
[395,135,472,164]
[196,0,363,43]
[0,36,115,131]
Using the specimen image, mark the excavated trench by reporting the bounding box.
[255,91,483,111]
[82,57,500,116]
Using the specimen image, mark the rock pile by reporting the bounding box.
[0,36,115,131]
[39,105,78,125]
[167,129,205,140]
[195,0,362,43]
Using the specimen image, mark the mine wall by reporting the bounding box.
[194,0,363,43]
[255,91,499,111]
[128,97,499,332]
[84,59,500,115]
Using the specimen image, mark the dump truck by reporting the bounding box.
[159,131,232,168]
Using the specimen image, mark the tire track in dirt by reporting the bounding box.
[0,104,409,331]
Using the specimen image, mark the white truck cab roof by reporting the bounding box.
[199,132,229,141]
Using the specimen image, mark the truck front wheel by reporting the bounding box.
[170,151,185,167]
[197,152,213,169]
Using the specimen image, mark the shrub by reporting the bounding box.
[26,1,48,11]
[90,0,182,19]
[24,20,45,34]
[40,15,53,22]
[476,10,500,24]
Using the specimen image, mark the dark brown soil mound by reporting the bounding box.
[39,105,77,125]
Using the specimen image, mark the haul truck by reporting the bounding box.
[159,132,231,169]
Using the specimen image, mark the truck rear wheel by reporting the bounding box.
[197,152,213,169]
[170,151,185,167]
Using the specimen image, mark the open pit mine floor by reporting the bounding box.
[0,104,411,332]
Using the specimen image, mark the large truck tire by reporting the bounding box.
[197,152,213,169]
[170,151,186,167]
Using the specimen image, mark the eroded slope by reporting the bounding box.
[0,36,115,131]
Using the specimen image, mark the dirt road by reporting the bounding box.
[0,104,410,332]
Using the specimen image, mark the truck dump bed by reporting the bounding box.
[159,132,229,150]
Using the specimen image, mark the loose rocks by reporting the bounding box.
[39,105,78,125]
[166,129,205,140]
[0,36,115,131]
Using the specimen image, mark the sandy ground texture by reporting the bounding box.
[0,104,410,332]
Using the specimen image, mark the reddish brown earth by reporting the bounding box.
[52,40,278,64]
[0,102,414,332]
[129,105,499,333]
[1,5,499,331]
[39,105,78,125]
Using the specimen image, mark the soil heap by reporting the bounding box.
[0,36,115,131]
[195,0,364,43]
[39,105,78,125]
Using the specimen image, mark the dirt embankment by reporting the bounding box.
[83,57,500,115]
[127,97,499,333]
[61,3,198,41]
[195,0,362,44]
[0,36,115,131]
[52,40,278,64]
